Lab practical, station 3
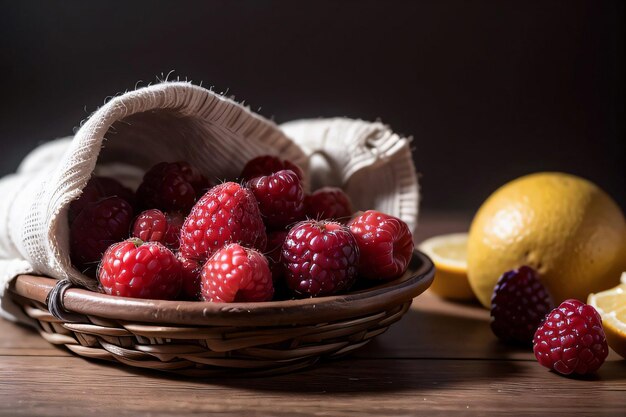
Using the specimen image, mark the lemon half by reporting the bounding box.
[419,233,475,300]
[588,273,626,359]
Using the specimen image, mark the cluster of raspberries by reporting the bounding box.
[69,156,415,303]
[489,266,609,376]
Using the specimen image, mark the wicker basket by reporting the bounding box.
[1,82,426,377]
[7,251,433,377]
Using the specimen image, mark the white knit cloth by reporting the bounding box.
[282,118,419,233]
[0,82,419,323]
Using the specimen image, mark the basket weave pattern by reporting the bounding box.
[9,252,433,376]
[19,298,409,377]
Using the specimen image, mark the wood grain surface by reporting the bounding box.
[1,211,624,416]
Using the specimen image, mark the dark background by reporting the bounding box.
[0,0,623,212]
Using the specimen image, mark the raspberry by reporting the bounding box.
[304,187,353,221]
[95,177,136,207]
[69,176,135,222]
[131,209,184,250]
[69,180,102,222]
[132,209,166,242]
[136,161,210,213]
[179,182,267,263]
[348,210,414,280]
[70,196,133,271]
[490,266,554,344]
[240,155,304,181]
[533,299,609,375]
[282,220,359,296]
[163,212,184,248]
[177,254,202,300]
[266,230,288,282]
[98,239,182,300]
[200,243,273,302]
[246,169,305,228]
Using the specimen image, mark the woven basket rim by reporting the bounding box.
[9,251,434,327]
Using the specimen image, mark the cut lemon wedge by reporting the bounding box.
[588,277,626,359]
[419,233,475,300]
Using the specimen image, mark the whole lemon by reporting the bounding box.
[467,172,626,308]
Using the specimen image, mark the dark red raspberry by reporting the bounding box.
[69,176,135,222]
[533,299,609,375]
[490,266,554,344]
[179,182,267,263]
[200,243,274,302]
[70,180,102,222]
[70,196,133,271]
[304,187,353,221]
[282,220,359,297]
[96,177,136,206]
[348,210,414,280]
[163,212,184,248]
[177,254,202,300]
[131,209,184,250]
[98,239,182,300]
[240,155,304,181]
[266,230,288,282]
[136,161,210,213]
[246,169,305,228]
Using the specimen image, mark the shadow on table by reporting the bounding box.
[355,296,534,361]
[101,355,526,395]
[553,359,626,382]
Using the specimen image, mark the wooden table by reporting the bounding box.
[1,212,624,416]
